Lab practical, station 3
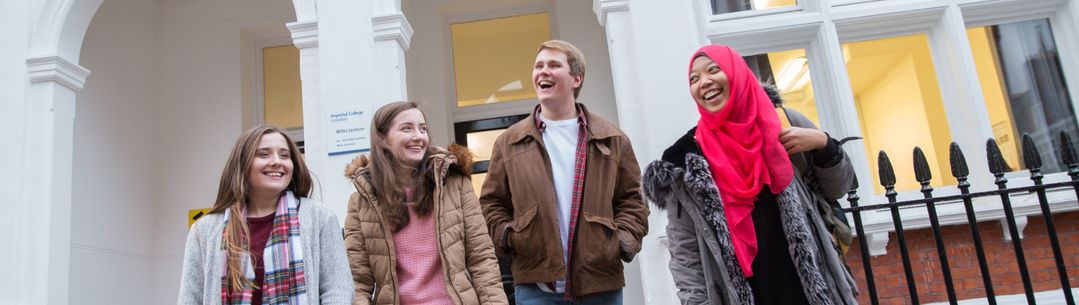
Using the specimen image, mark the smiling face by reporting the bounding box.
[533,48,582,105]
[689,55,731,113]
[384,108,429,168]
[247,132,294,198]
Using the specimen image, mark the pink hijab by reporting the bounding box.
[690,44,793,277]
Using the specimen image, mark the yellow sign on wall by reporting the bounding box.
[188,208,212,229]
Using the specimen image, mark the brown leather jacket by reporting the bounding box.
[344,145,508,305]
[479,104,649,297]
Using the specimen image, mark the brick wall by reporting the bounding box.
[844,211,1079,305]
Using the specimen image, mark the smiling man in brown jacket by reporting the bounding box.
[479,40,649,304]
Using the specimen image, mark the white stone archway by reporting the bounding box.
[18,0,320,303]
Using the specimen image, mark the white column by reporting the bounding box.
[371,2,411,102]
[288,20,327,202]
[594,0,649,158]
[593,1,669,304]
[21,54,90,305]
[928,4,994,188]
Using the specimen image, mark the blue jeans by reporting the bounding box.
[514,285,623,305]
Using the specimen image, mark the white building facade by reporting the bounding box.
[2,0,1077,304]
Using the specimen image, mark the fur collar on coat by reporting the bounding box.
[344,144,474,200]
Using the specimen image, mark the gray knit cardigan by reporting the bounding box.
[177,197,353,305]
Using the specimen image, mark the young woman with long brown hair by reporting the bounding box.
[343,101,507,305]
[179,125,352,305]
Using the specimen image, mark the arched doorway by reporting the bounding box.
[19,0,317,303]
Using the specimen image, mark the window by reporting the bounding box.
[454,114,530,193]
[843,34,955,193]
[711,0,796,14]
[744,48,820,127]
[968,19,1076,174]
[261,44,304,151]
[450,13,552,108]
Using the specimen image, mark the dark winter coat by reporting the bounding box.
[642,97,859,305]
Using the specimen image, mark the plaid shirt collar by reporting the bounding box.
[533,103,589,133]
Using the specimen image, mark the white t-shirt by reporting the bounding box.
[539,114,580,294]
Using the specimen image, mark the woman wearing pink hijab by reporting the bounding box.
[643,44,859,305]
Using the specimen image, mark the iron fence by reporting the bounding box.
[843,133,1079,305]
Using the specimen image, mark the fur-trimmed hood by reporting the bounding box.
[344,144,475,200]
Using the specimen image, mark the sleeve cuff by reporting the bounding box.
[812,134,844,168]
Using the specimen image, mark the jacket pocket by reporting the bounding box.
[508,204,537,252]
[580,213,620,273]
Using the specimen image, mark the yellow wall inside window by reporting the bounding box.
[263,45,303,130]
[844,34,956,193]
[968,27,1022,170]
[766,49,820,127]
[451,13,551,107]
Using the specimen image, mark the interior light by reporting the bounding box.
[752,0,772,10]
[776,57,808,92]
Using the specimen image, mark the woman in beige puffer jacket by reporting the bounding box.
[344,134,507,305]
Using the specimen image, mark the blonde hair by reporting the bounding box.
[538,39,587,98]
[210,125,312,293]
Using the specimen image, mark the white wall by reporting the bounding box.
[0,0,30,302]
[71,0,160,303]
[615,1,706,304]
[403,0,620,147]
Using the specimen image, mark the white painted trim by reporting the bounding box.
[706,14,821,56]
[593,0,628,27]
[708,5,804,22]
[372,13,413,50]
[831,2,947,42]
[452,99,537,123]
[286,21,319,49]
[958,0,1065,27]
[26,55,90,92]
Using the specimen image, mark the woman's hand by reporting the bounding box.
[780,127,828,155]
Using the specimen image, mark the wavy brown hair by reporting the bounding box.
[209,125,312,293]
[365,101,437,232]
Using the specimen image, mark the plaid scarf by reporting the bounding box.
[221,191,309,305]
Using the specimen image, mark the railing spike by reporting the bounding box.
[913,147,932,184]
[949,142,969,179]
[849,174,860,190]
[878,151,897,188]
[1021,134,1043,171]
[1060,132,1077,168]
[987,139,1009,175]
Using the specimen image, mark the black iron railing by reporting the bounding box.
[843,132,1078,305]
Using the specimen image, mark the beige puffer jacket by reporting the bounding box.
[343,145,508,305]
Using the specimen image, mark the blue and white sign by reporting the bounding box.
[327,106,372,156]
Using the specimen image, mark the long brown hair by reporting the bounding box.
[366,101,437,232]
[210,125,312,292]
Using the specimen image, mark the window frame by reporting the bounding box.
[442,5,558,125]
[254,38,305,145]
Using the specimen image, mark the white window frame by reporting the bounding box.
[442,4,558,125]
[698,0,1079,256]
[253,38,305,142]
